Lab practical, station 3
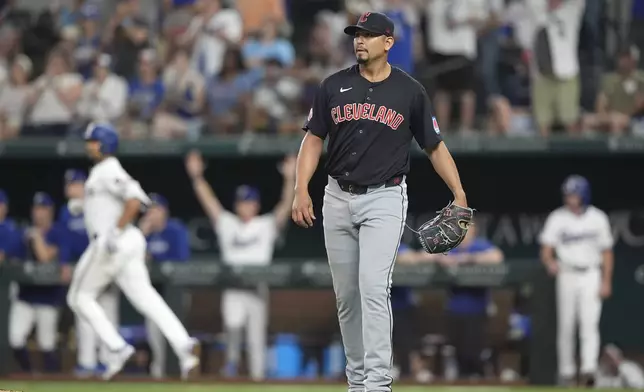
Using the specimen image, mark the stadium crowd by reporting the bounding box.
[0,0,640,140]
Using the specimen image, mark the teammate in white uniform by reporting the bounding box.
[539,175,614,386]
[185,150,296,381]
[66,123,199,380]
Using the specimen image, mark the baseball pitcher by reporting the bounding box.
[185,150,295,381]
[539,175,614,386]
[66,123,199,380]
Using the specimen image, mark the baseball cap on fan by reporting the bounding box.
[149,193,169,208]
[33,192,54,207]
[344,12,395,37]
[65,169,87,184]
[235,185,260,202]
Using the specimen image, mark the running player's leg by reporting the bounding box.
[114,230,196,363]
[146,319,166,378]
[97,285,120,367]
[246,292,267,381]
[34,304,61,372]
[75,316,99,373]
[556,271,579,382]
[67,243,128,353]
[355,181,408,392]
[8,300,36,372]
[323,178,363,391]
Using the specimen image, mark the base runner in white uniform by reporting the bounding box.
[66,123,199,380]
[539,175,614,386]
[185,150,296,381]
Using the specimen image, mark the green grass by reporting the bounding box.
[0,383,620,392]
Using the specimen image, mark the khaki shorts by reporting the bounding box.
[532,75,580,128]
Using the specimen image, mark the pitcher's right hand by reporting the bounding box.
[292,190,315,228]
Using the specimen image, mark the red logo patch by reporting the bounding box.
[359,12,371,23]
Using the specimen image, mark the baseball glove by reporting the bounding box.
[416,202,475,254]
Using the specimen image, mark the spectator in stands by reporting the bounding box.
[242,18,295,69]
[435,222,504,379]
[393,243,435,383]
[139,193,190,379]
[477,0,505,126]
[58,24,81,59]
[206,47,255,134]
[522,0,585,137]
[77,53,128,125]
[582,46,644,135]
[426,0,484,133]
[104,0,151,80]
[23,49,83,137]
[55,0,85,30]
[0,25,22,85]
[250,58,302,134]
[0,189,21,264]
[161,0,197,51]
[181,0,243,80]
[0,54,32,140]
[381,0,419,74]
[122,49,164,139]
[73,2,102,80]
[152,47,206,140]
[9,192,68,374]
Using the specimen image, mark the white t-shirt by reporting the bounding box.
[188,9,243,78]
[84,156,151,238]
[77,74,128,123]
[596,361,644,389]
[504,0,585,79]
[0,83,29,125]
[28,73,83,124]
[253,77,302,119]
[539,206,613,269]
[427,0,488,59]
[215,210,278,266]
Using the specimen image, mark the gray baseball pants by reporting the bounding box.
[322,176,408,392]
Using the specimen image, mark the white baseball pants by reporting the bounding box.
[9,300,60,351]
[75,284,120,369]
[556,267,602,378]
[222,288,267,380]
[67,227,193,360]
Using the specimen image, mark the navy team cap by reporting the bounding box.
[344,12,395,37]
[33,192,54,207]
[65,169,87,184]
[0,189,7,204]
[235,185,260,202]
[149,193,169,208]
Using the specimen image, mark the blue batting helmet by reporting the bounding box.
[84,123,119,154]
[561,175,591,205]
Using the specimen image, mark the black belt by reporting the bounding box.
[337,176,403,195]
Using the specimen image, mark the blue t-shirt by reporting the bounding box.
[146,219,190,262]
[446,238,495,315]
[384,9,414,74]
[57,205,89,263]
[391,243,415,310]
[128,78,165,121]
[0,218,22,259]
[242,39,296,68]
[16,224,69,306]
[207,71,257,116]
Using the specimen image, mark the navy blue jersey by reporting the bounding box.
[146,219,190,262]
[446,239,495,315]
[57,205,89,263]
[0,218,22,260]
[16,224,68,305]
